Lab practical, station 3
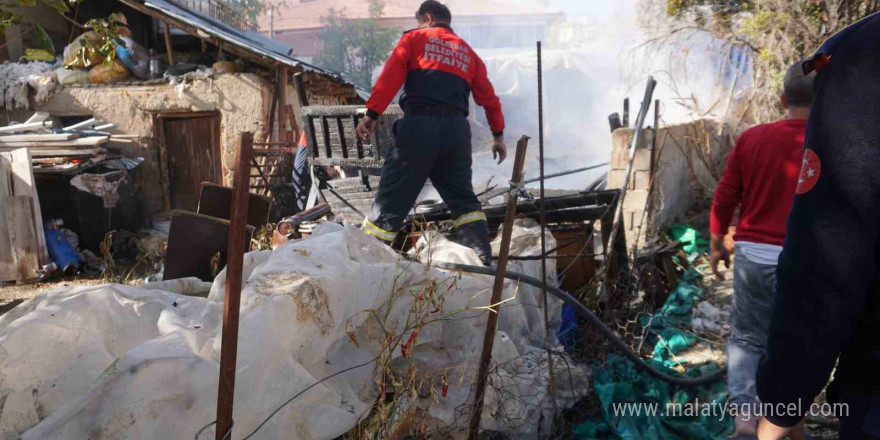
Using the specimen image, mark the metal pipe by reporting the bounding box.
[479,162,609,202]
[600,78,657,293]
[536,40,557,418]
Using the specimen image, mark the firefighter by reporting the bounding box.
[355,0,507,265]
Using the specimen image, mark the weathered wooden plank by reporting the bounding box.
[0,158,11,198]
[0,159,15,280]
[0,136,107,148]
[0,198,15,281]
[216,132,253,440]
[0,121,52,134]
[3,196,40,281]
[0,133,78,143]
[27,148,104,158]
[8,148,48,265]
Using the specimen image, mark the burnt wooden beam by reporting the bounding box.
[163,22,175,65]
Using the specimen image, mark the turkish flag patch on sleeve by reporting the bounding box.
[796,148,821,195]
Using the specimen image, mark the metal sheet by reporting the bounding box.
[164,210,254,282]
[134,0,352,83]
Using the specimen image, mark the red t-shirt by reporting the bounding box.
[709,119,808,245]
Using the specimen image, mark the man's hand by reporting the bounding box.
[709,234,731,280]
[356,115,377,141]
[492,136,507,164]
[757,418,792,440]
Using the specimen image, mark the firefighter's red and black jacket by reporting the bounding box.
[365,24,505,137]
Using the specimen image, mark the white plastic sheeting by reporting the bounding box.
[0,222,588,440]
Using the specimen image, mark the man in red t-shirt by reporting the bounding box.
[709,63,814,439]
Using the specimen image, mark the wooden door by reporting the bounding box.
[163,114,222,212]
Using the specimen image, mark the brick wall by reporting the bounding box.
[607,119,731,250]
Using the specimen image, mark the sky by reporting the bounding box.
[548,0,637,19]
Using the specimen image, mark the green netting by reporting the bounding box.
[574,240,730,439]
[573,355,730,440]
[643,268,703,368]
[667,224,710,262]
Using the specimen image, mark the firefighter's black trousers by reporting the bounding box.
[363,113,492,264]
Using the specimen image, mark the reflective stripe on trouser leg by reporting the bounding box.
[362,219,396,242]
[454,211,487,227]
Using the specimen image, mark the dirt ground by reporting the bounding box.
[692,259,838,440]
[0,276,106,316]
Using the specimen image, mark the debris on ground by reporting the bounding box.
[692,301,731,337]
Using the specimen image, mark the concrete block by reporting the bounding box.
[623,189,649,211]
[611,147,629,170]
[612,127,653,151]
[611,128,634,151]
[611,147,652,171]
[633,148,652,171]
[628,210,643,228]
[633,170,651,190]
[607,169,626,189]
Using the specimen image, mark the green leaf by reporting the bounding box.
[30,24,55,55]
[0,11,22,32]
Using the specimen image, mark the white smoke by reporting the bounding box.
[464,0,748,191]
[370,0,747,197]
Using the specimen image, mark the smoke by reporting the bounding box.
[463,0,750,193]
[373,0,749,201]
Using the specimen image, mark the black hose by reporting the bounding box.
[427,260,725,386]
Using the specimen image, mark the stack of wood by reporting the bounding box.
[0,113,114,174]
[0,148,49,283]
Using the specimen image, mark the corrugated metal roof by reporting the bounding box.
[130,0,354,83]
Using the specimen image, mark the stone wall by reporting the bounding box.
[35,73,273,219]
[607,119,731,249]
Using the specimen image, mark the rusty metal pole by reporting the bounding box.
[467,135,530,440]
[536,40,558,419]
[215,132,254,440]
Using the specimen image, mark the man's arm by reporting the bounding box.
[365,33,411,119]
[757,28,880,429]
[357,33,411,140]
[470,55,504,138]
[708,133,746,278]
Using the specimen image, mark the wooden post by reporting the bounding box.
[277,67,289,142]
[215,132,253,440]
[163,22,175,65]
[467,135,529,440]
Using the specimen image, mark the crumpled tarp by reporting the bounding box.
[0,221,588,440]
[70,171,128,209]
[667,224,710,262]
[643,268,704,368]
[574,355,730,440]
